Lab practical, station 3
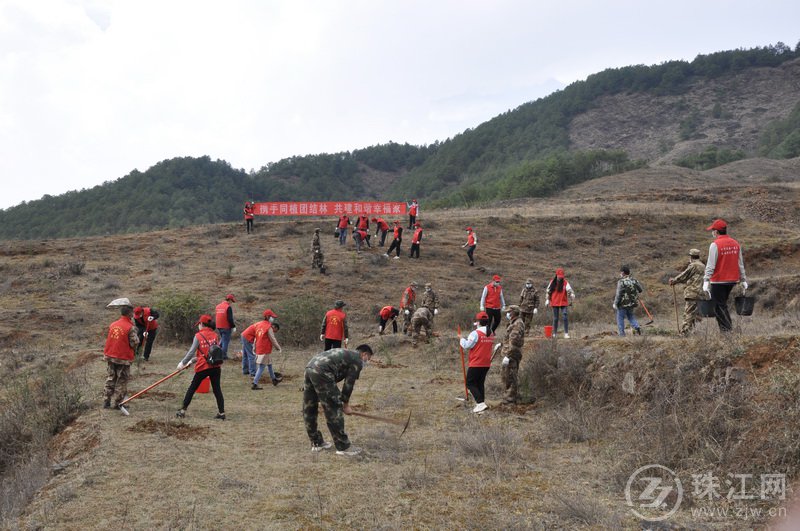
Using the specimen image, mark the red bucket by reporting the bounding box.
[544,325,553,338]
[197,377,210,393]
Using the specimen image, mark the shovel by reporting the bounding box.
[639,300,655,325]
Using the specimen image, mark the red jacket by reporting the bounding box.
[193,328,220,373]
[323,309,347,340]
[253,321,275,355]
[412,228,423,244]
[466,233,476,246]
[400,287,416,308]
[215,301,233,329]
[380,306,397,320]
[468,329,493,368]
[710,235,743,283]
[104,317,135,362]
[243,204,254,220]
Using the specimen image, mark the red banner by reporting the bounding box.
[252,201,407,217]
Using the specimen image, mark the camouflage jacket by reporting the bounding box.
[673,259,706,300]
[615,277,643,309]
[519,286,540,312]
[421,290,439,311]
[305,348,363,403]
[411,306,433,325]
[501,317,525,359]
[311,233,321,250]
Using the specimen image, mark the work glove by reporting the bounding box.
[742,281,748,293]
[613,303,618,310]
[233,327,237,332]
[176,361,185,370]
[501,356,510,367]
[533,308,538,315]
[404,309,409,316]
[143,331,149,338]
[147,316,154,322]
[703,280,710,296]
[344,339,349,348]
[479,306,485,312]
[319,334,325,342]
[668,278,675,285]
[545,299,550,307]
[434,309,438,315]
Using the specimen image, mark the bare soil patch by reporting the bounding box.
[127,419,210,440]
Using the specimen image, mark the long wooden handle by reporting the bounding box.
[458,325,468,400]
[120,363,190,406]
[349,411,405,426]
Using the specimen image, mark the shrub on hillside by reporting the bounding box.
[155,290,205,344]
[274,294,325,347]
[519,340,590,402]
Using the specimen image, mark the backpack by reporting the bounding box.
[199,334,225,366]
[619,278,641,308]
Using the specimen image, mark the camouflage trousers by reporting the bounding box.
[403,304,416,334]
[312,252,324,270]
[104,360,130,407]
[303,370,351,451]
[411,318,431,347]
[521,311,534,333]
[681,299,702,335]
[501,352,521,403]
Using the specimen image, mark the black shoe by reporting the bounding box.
[214,413,226,421]
[103,399,111,409]
[176,409,185,418]
[251,383,263,390]
[272,378,280,386]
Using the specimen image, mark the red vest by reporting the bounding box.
[377,218,389,231]
[324,309,347,340]
[393,226,402,239]
[253,321,274,355]
[215,301,232,329]
[338,215,350,229]
[380,306,395,320]
[484,283,503,309]
[357,215,369,230]
[400,287,416,308]
[193,328,220,372]
[409,204,418,216]
[468,329,494,368]
[467,233,476,246]
[549,279,570,307]
[355,229,368,240]
[241,323,257,343]
[104,317,135,361]
[244,205,254,220]
[412,228,423,244]
[135,307,159,330]
[711,235,742,283]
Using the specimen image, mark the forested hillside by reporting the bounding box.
[2,42,799,240]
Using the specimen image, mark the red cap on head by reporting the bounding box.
[225,294,236,302]
[705,219,727,231]
[476,311,489,320]
[371,218,377,222]
[414,223,421,227]
[133,307,143,317]
[263,309,278,319]
[556,268,565,278]
[393,220,400,224]
[195,314,213,326]
[465,227,472,231]
[492,274,502,282]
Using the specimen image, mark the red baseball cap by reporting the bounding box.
[705,219,727,231]
[263,309,278,319]
[371,217,377,222]
[195,314,213,326]
[465,227,473,231]
[225,294,236,302]
[475,311,489,320]
[556,268,565,278]
[492,274,502,282]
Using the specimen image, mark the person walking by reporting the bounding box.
[614,265,643,336]
[378,305,400,335]
[480,275,506,334]
[337,213,351,245]
[244,201,255,234]
[546,268,575,338]
[385,220,403,259]
[407,199,419,228]
[320,300,349,350]
[409,223,423,259]
[519,278,540,334]
[410,306,433,347]
[669,249,707,335]
[303,344,374,456]
[103,299,140,410]
[400,282,418,335]
[252,317,283,389]
[458,312,494,413]
[133,305,159,361]
[462,227,477,266]
[500,305,526,404]
[215,294,236,360]
[372,217,390,247]
[703,219,747,333]
[175,315,225,420]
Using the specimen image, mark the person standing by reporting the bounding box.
[519,278,540,334]
[400,282,418,335]
[458,312,494,413]
[215,294,236,360]
[407,199,419,228]
[252,317,283,389]
[337,213,351,245]
[385,220,403,259]
[373,217,390,247]
[303,344,374,456]
[421,283,439,327]
[244,201,255,234]
[462,227,477,266]
[703,219,747,333]
[480,275,506,334]
[669,249,707,336]
[500,305,526,404]
[356,214,370,232]
[103,299,140,410]
[175,315,225,420]
[613,265,643,336]
[410,306,433,347]
[546,268,575,338]
[320,300,349,350]
[311,228,325,273]
[378,305,400,334]
[409,223,423,259]
[133,305,160,361]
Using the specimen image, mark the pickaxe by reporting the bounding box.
[118,359,195,415]
[350,410,412,437]
[639,300,655,325]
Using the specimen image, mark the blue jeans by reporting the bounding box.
[338,229,347,245]
[254,362,275,385]
[552,306,568,334]
[241,337,256,376]
[218,328,232,358]
[616,307,640,336]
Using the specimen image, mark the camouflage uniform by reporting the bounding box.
[672,257,706,335]
[420,284,439,327]
[519,282,540,333]
[303,348,364,451]
[500,314,526,404]
[410,307,433,347]
[104,327,140,407]
[311,230,324,271]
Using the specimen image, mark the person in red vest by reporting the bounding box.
[384,220,403,259]
[103,299,140,410]
[407,199,419,228]
[320,300,349,350]
[409,223,423,259]
[703,219,747,332]
[176,314,225,420]
[458,311,494,413]
[133,305,160,361]
[400,281,418,334]
[378,305,400,334]
[243,201,255,234]
[356,214,370,231]
[480,274,506,334]
[215,294,236,360]
[546,268,576,338]
[252,315,283,389]
[241,309,276,377]
[372,217,390,247]
[353,228,370,253]
[462,227,477,266]
[337,213,351,245]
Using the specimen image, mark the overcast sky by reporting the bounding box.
[1,1,797,209]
